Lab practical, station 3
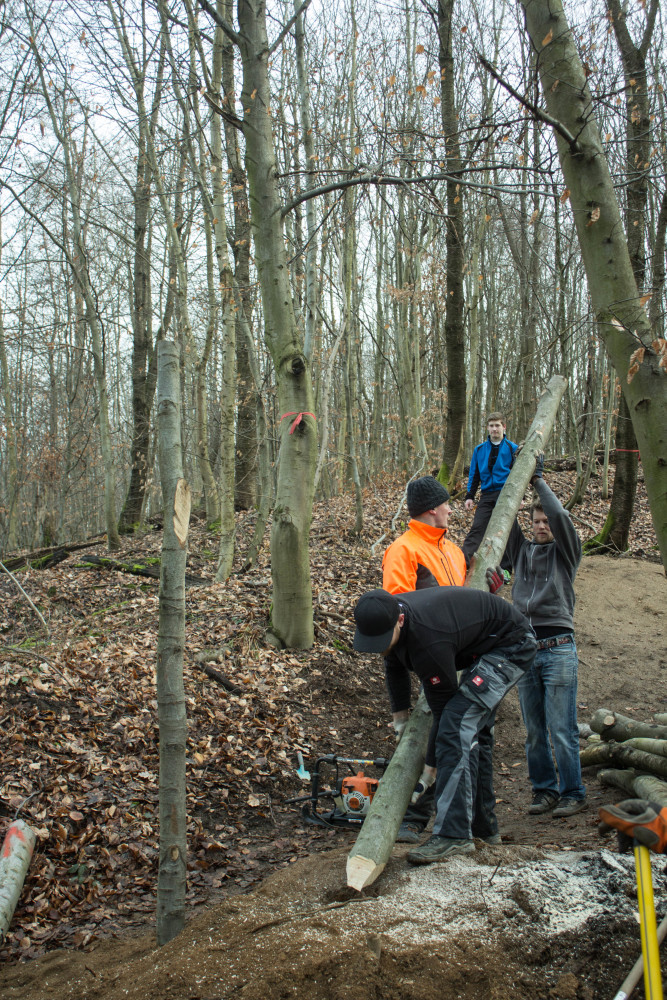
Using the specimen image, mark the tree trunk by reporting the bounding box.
[155,340,190,946]
[590,709,667,743]
[579,742,615,768]
[598,768,642,797]
[0,292,19,553]
[520,0,667,572]
[345,380,566,890]
[437,0,467,489]
[611,745,667,780]
[624,739,667,759]
[346,691,431,890]
[0,819,36,938]
[236,0,317,648]
[118,26,165,532]
[467,374,568,586]
[219,0,257,513]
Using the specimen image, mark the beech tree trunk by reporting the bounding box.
[155,341,190,946]
[0,819,36,937]
[520,0,667,572]
[235,0,317,647]
[467,374,568,587]
[591,709,667,743]
[346,691,431,890]
[437,0,467,489]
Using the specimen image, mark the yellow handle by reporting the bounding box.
[634,842,664,1000]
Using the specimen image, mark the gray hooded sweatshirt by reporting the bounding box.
[506,478,582,632]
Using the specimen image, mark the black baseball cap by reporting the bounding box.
[353,589,401,653]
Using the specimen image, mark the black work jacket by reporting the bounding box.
[385,586,531,727]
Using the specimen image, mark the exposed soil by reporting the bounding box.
[1,471,666,1000]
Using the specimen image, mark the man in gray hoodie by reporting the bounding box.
[506,462,586,818]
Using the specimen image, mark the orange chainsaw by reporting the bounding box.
[286,754,389,829]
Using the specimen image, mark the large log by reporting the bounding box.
[579,742,616,768]
[612,745,667,781]
[467,375,568,586]
[624,739,667,759]
[599,769,667,808]
[0,819,36,937]
[590,709,667,743]
[632,774,667,807]
[654,714,667,727]
[346,379,568,891]
[346,691,431,891]
[598,768,640,796]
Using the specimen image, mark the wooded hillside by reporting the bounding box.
[1,0,665,587]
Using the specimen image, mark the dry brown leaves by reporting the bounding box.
[0,468,659,962]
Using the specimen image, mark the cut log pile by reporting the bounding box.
[581,709,667,807]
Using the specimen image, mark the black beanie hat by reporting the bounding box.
[406,476,450,517]
[353,589,400,653]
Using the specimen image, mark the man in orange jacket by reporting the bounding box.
[382,476,466,595]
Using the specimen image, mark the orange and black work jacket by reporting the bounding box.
[382,519,466,595]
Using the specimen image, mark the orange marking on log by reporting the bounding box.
[2,824,27,858]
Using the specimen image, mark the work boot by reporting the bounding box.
[406,836,475,866]
[481,833,502,845]
[528,791,559,815]
[553,797,587,818]
[396,822,422,844]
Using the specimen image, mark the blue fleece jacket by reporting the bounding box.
[466,435,518,499]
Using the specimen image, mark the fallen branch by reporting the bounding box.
[195,661,243,695]
[1,539,102,573]
[1,646,73,688]
[78,555,206,586]
[0,561,50,637]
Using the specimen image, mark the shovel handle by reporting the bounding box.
[634,841,664,1000]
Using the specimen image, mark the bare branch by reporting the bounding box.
[268,0,315,57]
[477,53,582,153]
[197,0,241,46]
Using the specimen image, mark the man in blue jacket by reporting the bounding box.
[463,412,518,571]
[506,466,586,818]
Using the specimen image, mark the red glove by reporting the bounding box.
[598,799,667,853]
[485,566,504,595]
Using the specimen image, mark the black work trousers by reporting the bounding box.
[462,491,513,571]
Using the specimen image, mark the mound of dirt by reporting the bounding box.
[3,842,666,1000]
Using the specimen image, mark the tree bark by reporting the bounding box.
[437,0,467,489]
[466,374,568,586]
[579,742,615,768]
[622,739,667,758]
[234,0,318,647]
[0,820,36,938]
[612,745,667,780]
[346,691,432,890]
[590,709,667,743]
[155,341,190,946]
[599,768,667,807]
[520,0,667,572]
[598,767,640,797]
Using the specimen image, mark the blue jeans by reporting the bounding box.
[517,639,585,801]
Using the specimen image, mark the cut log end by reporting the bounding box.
[346,854,385,892]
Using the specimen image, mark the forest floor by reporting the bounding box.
[1,466,666,1000]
